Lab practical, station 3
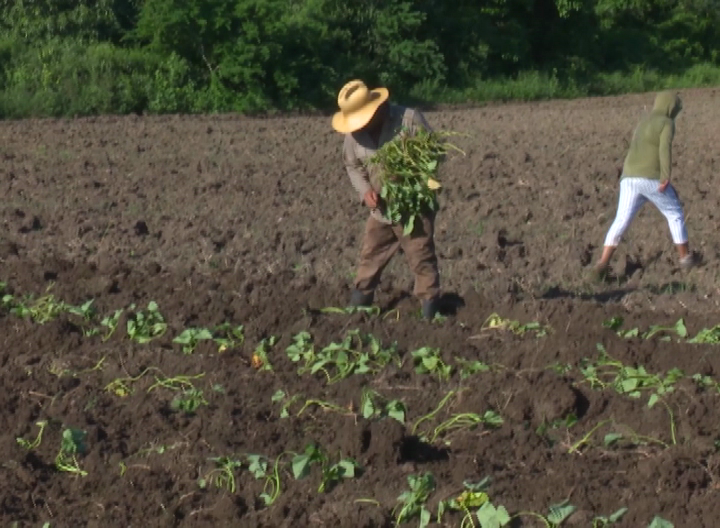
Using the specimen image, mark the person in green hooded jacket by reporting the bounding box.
[593,90,695,277]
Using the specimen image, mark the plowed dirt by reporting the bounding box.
[2,87,720,527]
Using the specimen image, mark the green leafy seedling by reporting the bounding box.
[100,308,123,341]
[411,346,452,381]
[252,336,277,370]
[481,313,550,337]
[286,331,316,372]
[513,499,576,527]
[360,389,406,424]
[289,330,399,383]
[66,299,97,321]
[394,472,436,527]
[430,410,503,443]
[27,293,68,324]
[127,301,167,343]
[198,456,243,493]
[247,453,284,506]
[213,322,245,352]
[455,357,492,379]
[173,327,214,354]
[271,389,303,418]
[16,420,47,450]
[437,478,493,528]
[170,388,208,414]
[648,516,674,528]
[319,458,360,493]
[291,444,325,480]
[55,428,88,476]
[66,299,100,336]
[319,305,381,316]
[592,507,628,527]
[476,501,512,527]
[1,291,14,310]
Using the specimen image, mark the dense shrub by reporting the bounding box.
[0,0,718,117]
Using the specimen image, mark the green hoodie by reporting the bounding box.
[622,90,683,181]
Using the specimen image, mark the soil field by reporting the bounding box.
[2,87,720,528]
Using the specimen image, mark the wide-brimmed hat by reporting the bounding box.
[331,80,389,134]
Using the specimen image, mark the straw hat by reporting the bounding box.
[331,80,389,134]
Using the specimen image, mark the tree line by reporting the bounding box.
[0,0,718,118]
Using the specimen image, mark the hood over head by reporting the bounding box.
[652,90,682,118]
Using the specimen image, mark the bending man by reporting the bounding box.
[332,79,441,319]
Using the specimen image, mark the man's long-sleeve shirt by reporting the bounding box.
[342,104,432,223]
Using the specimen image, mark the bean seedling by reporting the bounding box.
[603,316,687,341]
[604,315,720,345]
[437,478,495,528]
[319,457,360,493]
[287,329,399,384]
[411,346,452,381]
[296,397,354,417]
[252,336,277,370]
[8,292,67,324]
[511,499,577,527]
[173,327,213,354]
[592,508,628,527]
[478,313,550,337]
[104,367,158,397]
[360,388,406,424]
[126,301,167,343]
[648,516,674,528]
[455,357,494,380]
[66,299,100,336]
[16,420,47,450]
[271,389,304,418]
[212,322,245,352]
[428,410,503,444]
[198,456,243,493]
[170,388,208,414]
[578,344,682,404]
[568,419,669,454]
[393,472,436,527]
[55,428,88,476]
[100,308,123,341]
[319,305,381,317]
[247,454,283,506]
[291,444,325,480]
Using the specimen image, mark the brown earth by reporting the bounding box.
[2,87,720,527]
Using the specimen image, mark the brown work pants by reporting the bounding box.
[354,213,440,301]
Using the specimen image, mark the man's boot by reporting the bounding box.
[422,297,439,320]
[350,289,374,307]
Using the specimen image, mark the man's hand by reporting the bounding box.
[658,180,670,193]
[363,189,379,208]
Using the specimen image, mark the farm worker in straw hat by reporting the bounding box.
[593,90,696,279]
[332,79,441,320]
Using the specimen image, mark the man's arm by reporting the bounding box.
[659,120,675,182]
[343,134,372,201]
[408,108,446,167]
[408,108,433,135]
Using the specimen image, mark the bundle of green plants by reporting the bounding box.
[370,127,463,235]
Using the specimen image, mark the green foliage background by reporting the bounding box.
[0,0,719,118]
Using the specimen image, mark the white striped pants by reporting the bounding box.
[604,177,688,247]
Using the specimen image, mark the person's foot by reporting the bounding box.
[349,289,374,307]
[421,297,439,320]
[680,254,696,269]
[590,262,609,282]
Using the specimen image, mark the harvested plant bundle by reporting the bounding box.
[370,127,463,235]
